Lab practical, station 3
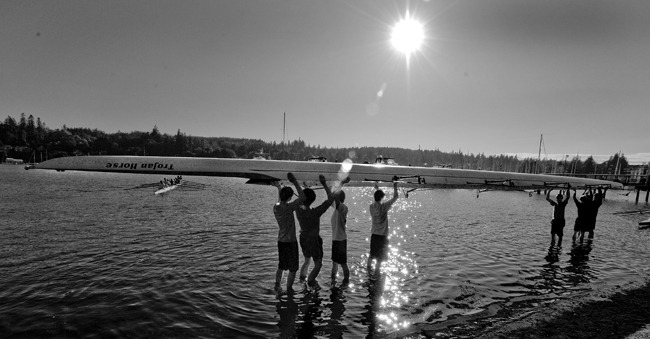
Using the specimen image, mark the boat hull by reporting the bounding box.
[36,156,623,190]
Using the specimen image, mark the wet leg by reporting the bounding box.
[341,263,350,282]
[373,259,382,278]
[275,269,283,292]
[300,257,311,282]
[331,263,338,282]
[307,257,322,286]
[286,270,296,293]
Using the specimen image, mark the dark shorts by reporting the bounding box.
[332,240,347,264]
[551,218,565,236]
[299,234,323,260]
[369,234,388,260]
[277,241,299,272]
[574,218,584,232]
[584,219,596,232]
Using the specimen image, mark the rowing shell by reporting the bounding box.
[35,155,622,190]
[155,184,180,195]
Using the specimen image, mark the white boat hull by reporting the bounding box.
[36,155,622,190]
[154,184,180,195]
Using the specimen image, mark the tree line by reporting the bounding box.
[0,113,631,175]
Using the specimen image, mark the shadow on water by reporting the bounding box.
[277,283,350,339]
[275,294,299,339]
[362,275,386,339]
[326,285,348,338]
[565,241,595,286]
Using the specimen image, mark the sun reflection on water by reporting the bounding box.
[358,190,424,335]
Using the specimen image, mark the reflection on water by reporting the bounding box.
[1,165,649,338]
[362,275,386,338]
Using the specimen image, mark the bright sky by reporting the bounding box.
[2,0,649,163]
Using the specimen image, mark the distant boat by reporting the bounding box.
[307,155,327,162]
[374,155,398,166]
[155,182,181,195]
[252,148,269,160]
[24,152,37,170]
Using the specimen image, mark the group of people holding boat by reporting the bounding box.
[272,172,398,294]
[545,185,604,247]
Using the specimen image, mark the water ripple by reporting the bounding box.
[1,166,649,337]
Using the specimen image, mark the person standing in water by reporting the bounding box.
[273,173,305,294]
[330,189,350,286]
[296,175,334,289]
[585,186,604,241]
[367,179,399,278]
[572,187,592,244]
[545,185,570,247]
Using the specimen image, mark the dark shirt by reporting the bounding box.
[296,198,333,238]
[549,198,568,220]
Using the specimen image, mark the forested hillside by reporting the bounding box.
[1,114,629,174]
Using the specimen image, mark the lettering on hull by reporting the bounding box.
[106,162,174,171]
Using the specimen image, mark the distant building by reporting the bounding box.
[624,165,649,184]
[5,157,24,165]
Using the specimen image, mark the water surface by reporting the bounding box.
[1,164,648,338]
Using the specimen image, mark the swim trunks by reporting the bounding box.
[277,241,299,272]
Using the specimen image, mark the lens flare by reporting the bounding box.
[333,159,354,191]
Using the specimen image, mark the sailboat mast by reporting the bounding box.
[537,134,543,174]
[282,112,286,160]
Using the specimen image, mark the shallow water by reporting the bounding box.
[1,164,649,338]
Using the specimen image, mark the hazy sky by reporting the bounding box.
[2,0,649,162]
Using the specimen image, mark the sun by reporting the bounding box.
[390,13,425,60]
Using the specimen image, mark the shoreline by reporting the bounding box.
[420,279,650,338]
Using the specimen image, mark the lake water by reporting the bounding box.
[1,164,649,338]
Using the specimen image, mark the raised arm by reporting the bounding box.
[595,186,603,203]
[319,174,333,200]
[545,188,553,203]
[564,184,571,202]
[572,188,579,205]
[288,172,304,203]
[334,177,350,209]
[388,180,399,204]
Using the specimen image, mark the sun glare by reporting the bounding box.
[390,14,424,59]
